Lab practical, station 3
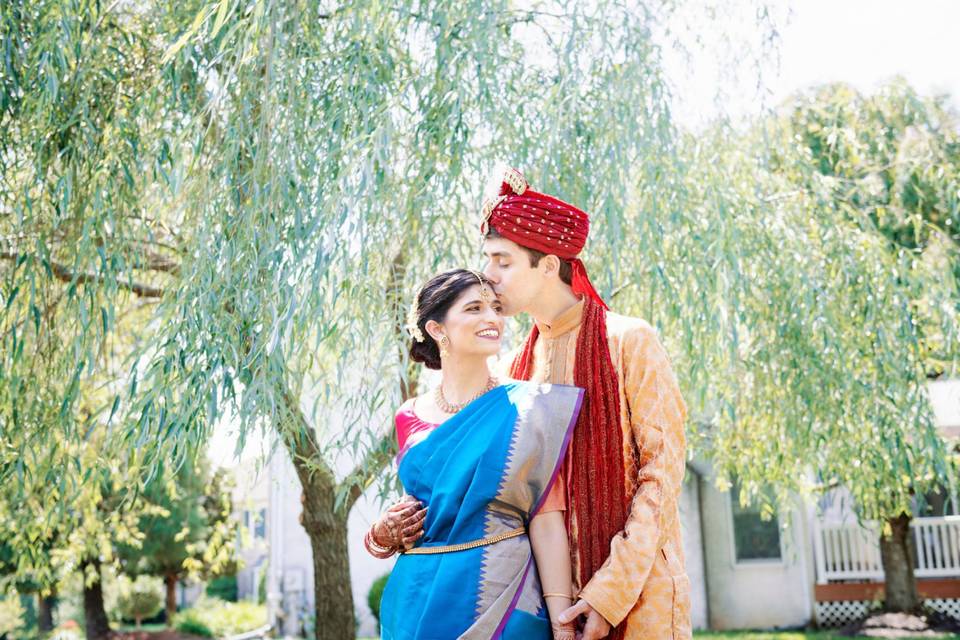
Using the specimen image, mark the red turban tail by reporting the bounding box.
[570,258,608,310]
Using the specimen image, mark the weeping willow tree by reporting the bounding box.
[2,0,957,637]
[755,79,960,611]
[127,1,717,635]
[0,5,207,636]
[602,79,959,613]
[1,0,715,636]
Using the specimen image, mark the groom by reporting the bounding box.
[477,168,691,640]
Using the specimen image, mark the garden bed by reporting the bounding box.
[838,611,960,638]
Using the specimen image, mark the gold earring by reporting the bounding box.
[439,335,450,359]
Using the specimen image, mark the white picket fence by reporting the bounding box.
[813,515,960,582]
[225,624,273,640]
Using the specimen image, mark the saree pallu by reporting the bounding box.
[380,381,584,640]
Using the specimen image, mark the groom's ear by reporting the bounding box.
[539,254,563,279]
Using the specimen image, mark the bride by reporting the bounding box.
[365,269,582,639]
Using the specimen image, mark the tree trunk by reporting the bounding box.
[300,491,354,640]
[37,589,56,634]
[880,513,921,612]
[165,573,177,627]
[269,248,415,640]
[135,615,142,630]
[284,423,354,640]
[81,559,111,640]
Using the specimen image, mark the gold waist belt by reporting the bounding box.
[400,526,526,555]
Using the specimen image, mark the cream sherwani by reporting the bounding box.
[515,298,691,639]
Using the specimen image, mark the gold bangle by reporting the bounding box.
[543,592,573,599]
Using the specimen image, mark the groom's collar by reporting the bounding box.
[535,297,586,339]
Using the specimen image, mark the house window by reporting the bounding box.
[254,508,267,539]
[731,481,782,562]
[917,485,957,517]
[241,509,267,542]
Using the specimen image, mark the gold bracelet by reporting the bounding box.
[543,592,573,599]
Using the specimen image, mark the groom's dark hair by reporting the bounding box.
[485,228,573,285]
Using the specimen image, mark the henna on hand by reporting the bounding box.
[368,496,427,554]
[551,621,577,640]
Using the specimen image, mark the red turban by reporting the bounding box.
[480,168,607,309]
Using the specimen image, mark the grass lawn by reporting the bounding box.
[115,623,167,632]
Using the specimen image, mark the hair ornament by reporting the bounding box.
[405,299,425,343]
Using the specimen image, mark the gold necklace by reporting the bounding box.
[435,376,498,414]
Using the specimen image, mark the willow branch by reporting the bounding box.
[340,248,415,510]
[0,252,167,298]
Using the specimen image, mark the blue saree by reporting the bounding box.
[380,381,584,640]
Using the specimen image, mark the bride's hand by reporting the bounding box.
[551,620,577,640]
[372,496,427,551]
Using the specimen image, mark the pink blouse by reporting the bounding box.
[394,398,438,462]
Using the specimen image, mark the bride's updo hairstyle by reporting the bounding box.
[407,269,495,370]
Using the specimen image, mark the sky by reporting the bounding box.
[667,0,960,128]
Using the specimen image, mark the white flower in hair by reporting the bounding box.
[405,304,425,343]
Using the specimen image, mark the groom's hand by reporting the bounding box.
[558,600,611,640]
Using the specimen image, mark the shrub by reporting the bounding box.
[367,573,390,624]
[0,596,24,636]
[173,607,213,638]
[50,620,82,640]
[114,575,164,628]
[205,575,238,602]
[256,561,267,605]
[173,597,267,638]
